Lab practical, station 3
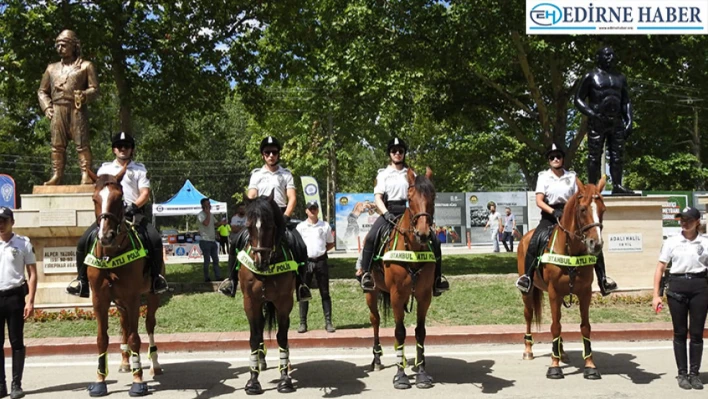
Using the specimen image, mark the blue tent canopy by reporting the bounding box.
[152,179,227,217]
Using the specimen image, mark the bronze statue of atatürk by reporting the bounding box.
[38,30,99,185]
[575,46,634,195]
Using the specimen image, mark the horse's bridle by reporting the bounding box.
[556,193,603,241]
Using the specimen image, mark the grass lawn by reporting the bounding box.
[25,275,670,339]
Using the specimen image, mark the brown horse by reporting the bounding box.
[366,167,437,389]
[517,176,606,380]
[85,167,162,397]
[238,192,296,395]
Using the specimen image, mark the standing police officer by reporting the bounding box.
[66,132,168,297]
[219,136,311,301]
[0,207,37,398]
[296,200,335,333]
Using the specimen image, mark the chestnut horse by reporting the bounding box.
[85,167,162,397]
[366,167,437,389]
[238,192,296,395]
[517,176,607,380]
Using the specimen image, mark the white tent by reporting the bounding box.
[152,179,227,217]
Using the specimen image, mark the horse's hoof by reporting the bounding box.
[87,382,108,397]
[522,352,534,360]
[128,382,149,397]
[393,370,411,389]
[245,379,263,395]
[415,370,434,389]
[151,367,163,376]
[546,367,564,380]
[118,364,131,373]
[277,375,296,393]
[584,367,602,380]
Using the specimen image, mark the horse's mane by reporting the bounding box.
[414,175,436,200]
[246,195,285,244]
[94,174,121,190]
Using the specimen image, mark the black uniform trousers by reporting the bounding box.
[0,285,26,383]
[304,255,330,300]
[667,274,708,376]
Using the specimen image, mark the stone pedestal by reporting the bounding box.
[13,185,95,307]
[601,196,668,292]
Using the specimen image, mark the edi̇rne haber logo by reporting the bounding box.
[526,0,707,34]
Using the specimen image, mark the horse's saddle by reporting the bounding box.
[373,221,396,262]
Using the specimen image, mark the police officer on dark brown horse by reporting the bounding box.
[575,46,634,195]
[516,144,617,296]
[359,137,449,295]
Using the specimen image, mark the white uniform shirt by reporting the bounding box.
[97,160,150,205]
[374,166,409,202]
[658,233,708,274]
[535,169,577,206]
[248,166,296,208]
[296,219,334,259]
[0,234,35,291]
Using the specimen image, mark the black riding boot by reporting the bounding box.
[66,249,89,298]
[0,353,6,398]
[296,268,312,302]
[298,302,308,333]
[323,297,335,333]
[516,250,536,293]
[359,248,375,291]
[595,253,617,296]
[219,231,247,297]
[432,238,449,296]
[10,349,24,399]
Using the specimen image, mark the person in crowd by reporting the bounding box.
[484,202,503,253]
[229,203,246,244]
[296,201,336,333]
[653,206,708,390]
[502,207,516,252]
[0,207,37,399]
[217,218,231,255]
[198,198,222,282]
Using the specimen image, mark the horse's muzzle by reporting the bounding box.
[584,237,603,256]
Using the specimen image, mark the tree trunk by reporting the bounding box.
[326,112,337,223]
[108,7,133,134]
[692,107,703,190]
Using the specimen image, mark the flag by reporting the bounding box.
[300,176,322,220]
[0,175,16,209]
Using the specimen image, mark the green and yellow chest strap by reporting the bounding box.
[84,230,147,269]
[539,229,597,267]
[376,229,436,263]
[236,245,299,275]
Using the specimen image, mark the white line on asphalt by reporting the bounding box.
[19,344,697,369]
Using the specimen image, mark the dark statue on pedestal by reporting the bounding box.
[38,30,100,185]
[574,46,635,195]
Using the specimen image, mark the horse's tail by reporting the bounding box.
[532,287,543,328]
[263,302,277,335]
[379,291,391,323]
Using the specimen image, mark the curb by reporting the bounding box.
[11,322,699,357]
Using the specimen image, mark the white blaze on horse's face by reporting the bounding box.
[587,199,604,254]
[98,186,110,240]
[253,217,263,265]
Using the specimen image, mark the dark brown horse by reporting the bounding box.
[517,176,606,380]
[367,167,437,389]
[85,167,162,397]
[238,192,296,395]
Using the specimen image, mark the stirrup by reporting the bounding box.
[66,278,89,298]
[298,285,312,302]
[360,273,375,291]
[600,277,618,296]
[152,275,168,294]
[516,275,531,293]
[218,279,236,297]
[433,275,449,296]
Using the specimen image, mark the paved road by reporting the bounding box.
[16,341,706,398]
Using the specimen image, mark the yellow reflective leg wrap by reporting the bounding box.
[394,343,407,369]
[582,336,592,360]
[279,347,289,372]
[551,337,563,359]
[524,334,534,345]
[249,350,260,374]
[130,350,141,375]
[97,352,109,377]
[415,343,424,368]
[373,344,383,356]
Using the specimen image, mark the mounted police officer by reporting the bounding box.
[516,144,617,295]
[359,137,449,295]
[219,136,312,301]
[66,132,168,298]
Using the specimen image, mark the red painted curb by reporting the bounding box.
[9,322,697,357]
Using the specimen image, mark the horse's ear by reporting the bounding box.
[406,167,416,186]
[86,168,98,184]
[575,177,585,192]
[115,164,128,183]
[267,189,275,202]
[425,166,433,179]
[597,174,607,192]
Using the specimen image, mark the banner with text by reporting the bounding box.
[335,193,378,251]
[466,192,529,246]
[434,193,466,245]
[301,176,322,220]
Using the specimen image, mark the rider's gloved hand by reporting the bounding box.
[552,209,563,221]
[283,214,291,225]
[384,212,397,224]
[125,203,140,218]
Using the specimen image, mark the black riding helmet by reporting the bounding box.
[111,132,135,149]
[386,137,408,154]
[544,143,565,159]
[260,136,282,153]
